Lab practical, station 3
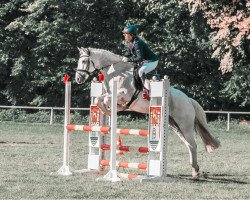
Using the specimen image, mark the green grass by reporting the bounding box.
[0,121,249,199]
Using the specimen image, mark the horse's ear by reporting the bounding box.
[78,47,90,56]
[78,47,84,55]
[85,48,90,55]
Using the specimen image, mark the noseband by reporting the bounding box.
[75,54,96,79]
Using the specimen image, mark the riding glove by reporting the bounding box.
[122,57,129,62]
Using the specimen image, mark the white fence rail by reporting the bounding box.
[0,105,88,125]
[0,105,249,131]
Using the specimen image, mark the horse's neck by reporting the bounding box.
[90,48,134,92]
[90,48,121,67]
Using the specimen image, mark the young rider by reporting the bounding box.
[122,24,158,99]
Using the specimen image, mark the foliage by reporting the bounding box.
[0,0,249,110]
[123,0,229,109]
[0,0,130,107]
[181,0,250,108]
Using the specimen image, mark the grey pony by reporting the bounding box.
[75,47,220,179]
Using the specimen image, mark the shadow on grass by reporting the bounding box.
[0,141,54,145]
[174,173,249,184]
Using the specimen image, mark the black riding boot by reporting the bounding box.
[141,73,149,99]
[141,73,146,87]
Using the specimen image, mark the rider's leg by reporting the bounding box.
[138,61,158,99]
[138,60,159,84]
[141,72,146,86]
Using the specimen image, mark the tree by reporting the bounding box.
[123,0,228,109]
[0,0,131,107]
[181,0,250,107]
[0,0,248,110]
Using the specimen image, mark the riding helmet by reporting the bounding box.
[122,24,138,36]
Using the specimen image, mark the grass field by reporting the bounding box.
[0,120,249,199]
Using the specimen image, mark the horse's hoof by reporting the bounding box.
[192,173,200,180]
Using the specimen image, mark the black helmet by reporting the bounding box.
[122,24,138,36]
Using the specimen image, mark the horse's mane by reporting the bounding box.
[88,47,134,72]
[89,48,122,60]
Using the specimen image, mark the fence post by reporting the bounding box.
[50,108,54,125]
[227,113,230,131]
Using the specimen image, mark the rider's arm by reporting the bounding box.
[123,48,132,57]
[128,40,143,62]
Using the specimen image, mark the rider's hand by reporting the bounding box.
[122,57,129,62]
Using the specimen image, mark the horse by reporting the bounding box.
[75,47,220,179]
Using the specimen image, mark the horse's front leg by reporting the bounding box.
[102,92,127,115]
[94,93,111,115]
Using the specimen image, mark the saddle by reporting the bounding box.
[126,63,160,107]
[132,63,160,91]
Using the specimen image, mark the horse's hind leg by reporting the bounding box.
[184,132,200,179]
[174,127,199,179]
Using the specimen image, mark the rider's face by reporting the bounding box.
[123,33,133,42]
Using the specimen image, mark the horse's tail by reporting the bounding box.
[191,99,221,152]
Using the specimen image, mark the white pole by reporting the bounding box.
[57,81,72,175]
[227,113,230,131]
[110,80,118,173]
[50,108,54,125]
[160,78,169,177]
[97,79,120,182]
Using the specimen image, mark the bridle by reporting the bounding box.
[75,52,113,79]
[75,54,96,78]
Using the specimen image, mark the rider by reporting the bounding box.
[122,24,158,99]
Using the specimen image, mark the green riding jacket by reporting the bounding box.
[124,36,158,63]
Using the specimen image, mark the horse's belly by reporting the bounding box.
[129,97,150,114]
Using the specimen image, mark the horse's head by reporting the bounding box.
[75,47,96,84]
[76,47,132,84]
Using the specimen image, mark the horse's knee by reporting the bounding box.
[103,96,111,105]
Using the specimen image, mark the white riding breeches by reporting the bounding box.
[138,60,159,77]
